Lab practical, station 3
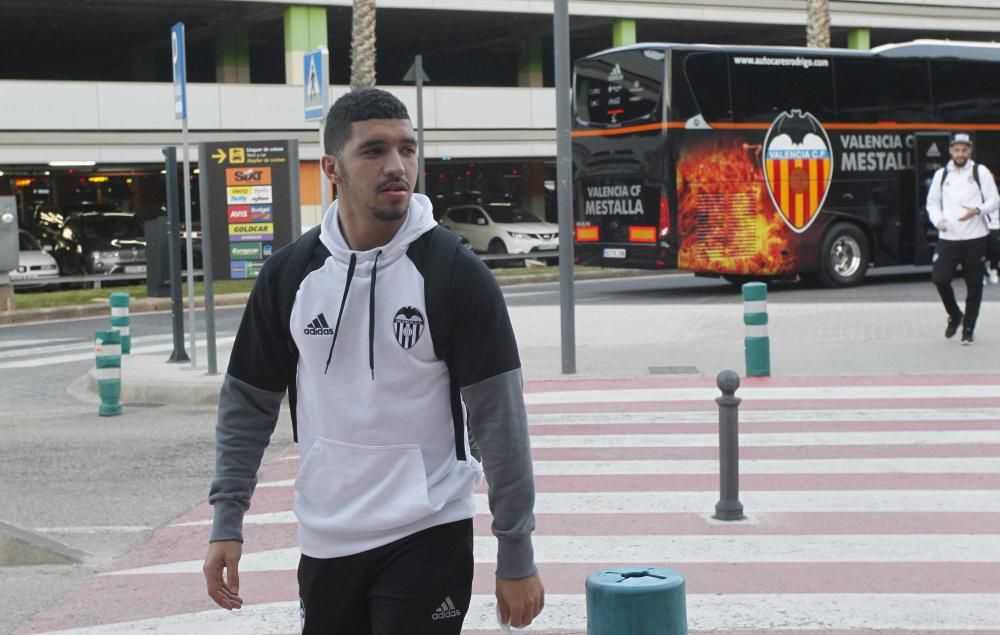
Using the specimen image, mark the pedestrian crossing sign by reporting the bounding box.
[304,48,327,122]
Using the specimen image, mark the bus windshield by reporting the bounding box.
[574,49,664,127]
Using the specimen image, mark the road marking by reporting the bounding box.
[0,335,236,369]
[528,430,1000,448]
[36,525,152,534]
[524,385,1000,404]
[528,407,1000,424]
[39,594,1000,633]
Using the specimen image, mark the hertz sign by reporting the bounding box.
[199,140,301,280]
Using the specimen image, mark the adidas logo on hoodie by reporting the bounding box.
[303,313,334,336]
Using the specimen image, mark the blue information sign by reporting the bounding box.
[304,49,327,122]
[171,22,188,120]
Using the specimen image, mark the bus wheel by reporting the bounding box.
[819,224,869,287]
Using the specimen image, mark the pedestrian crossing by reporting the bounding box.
[0,333,235,369]
[17,373,1000,634]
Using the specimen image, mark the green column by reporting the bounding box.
[518,37,543,87]
[216,23,250,83]
[848,28,871,50]
[613,19,637,48]
[284,5,328,84]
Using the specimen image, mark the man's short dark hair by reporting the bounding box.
[324,88,411,156]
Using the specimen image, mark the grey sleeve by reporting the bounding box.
[208,374,285,543]
[462,368,536,580]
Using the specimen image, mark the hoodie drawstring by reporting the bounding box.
[369,250,381,380]
[323,253,357,375]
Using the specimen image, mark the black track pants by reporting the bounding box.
[932,236,988,331]
[298,519,474,635]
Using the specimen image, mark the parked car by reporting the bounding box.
[438,203,559,265]
[10,230,59,289]
[50,210,147,276]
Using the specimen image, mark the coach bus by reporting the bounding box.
[572,40,1000,286]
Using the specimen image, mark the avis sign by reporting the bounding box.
[198,140,300,280]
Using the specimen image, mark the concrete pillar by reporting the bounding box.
[216,23,251,83]
[518,37,543,88]
[613,19,637,48]
[848,28,871,50]
[284,6,328,85]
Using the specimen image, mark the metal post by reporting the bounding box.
[181,120,197,368]
[197,144,217,375]
[553,0,576,374]
[415,54,426,194]
[713,370,745,521]
[163,146,189,363]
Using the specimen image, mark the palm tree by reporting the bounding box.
[806,0,831,49]
[350,0,377,89]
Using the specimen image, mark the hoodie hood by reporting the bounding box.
[318,193,438,271]
[315,193,438,380]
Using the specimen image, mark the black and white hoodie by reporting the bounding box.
[209,194,536,579]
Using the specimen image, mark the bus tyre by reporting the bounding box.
[819,223,869,288]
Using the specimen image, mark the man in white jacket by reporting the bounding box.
[926,132,1000,345]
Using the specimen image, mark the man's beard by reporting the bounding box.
[953,157,969,167]
[372,204,407,221]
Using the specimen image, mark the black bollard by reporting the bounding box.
[713,369,745,521]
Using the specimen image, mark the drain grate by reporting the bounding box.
[648,366,700,375]
[0,520,87,566]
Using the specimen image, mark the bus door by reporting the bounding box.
[913,132,951,263]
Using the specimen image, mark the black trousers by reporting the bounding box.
[932,236,988,331]
[988,229,1000,269]
[298,519,474,635]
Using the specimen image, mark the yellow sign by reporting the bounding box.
[211,149,227,164]
[228,223,274,235]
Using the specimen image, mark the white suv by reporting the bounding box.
[439,203,559,263]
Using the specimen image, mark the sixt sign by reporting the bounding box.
[226,167,272,185]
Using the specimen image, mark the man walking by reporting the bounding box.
[926,132,999,344]
[203,88,544,633]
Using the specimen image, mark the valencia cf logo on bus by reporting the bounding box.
[762,110,833,233]
[393,307,424,350]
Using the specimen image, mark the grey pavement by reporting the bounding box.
[86,287,999,410]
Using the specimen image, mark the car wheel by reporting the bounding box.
[818,223,869,288]
[487,239,509,269]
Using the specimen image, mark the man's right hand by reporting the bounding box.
[937,220,948,233]
[204,540,244,610]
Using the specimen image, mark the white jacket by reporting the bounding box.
[926,160,1000,240]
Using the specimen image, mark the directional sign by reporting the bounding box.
[171,22,187,120]
[304,48,328,122]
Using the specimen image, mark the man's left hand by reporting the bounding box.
[960,207,980,221]
[496,572,545,628]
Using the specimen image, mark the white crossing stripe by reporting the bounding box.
[524,385,999,404]
[528,407,1000,424]
[0,335,236,369]
[255,457,1000,488]
[37,594,1000,633]
[0,333,175,360]
[109,533,1000,576]
[529,429,1000,448]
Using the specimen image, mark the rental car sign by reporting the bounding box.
[198,140,300,280]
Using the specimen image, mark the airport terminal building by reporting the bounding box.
[2,0,998,232]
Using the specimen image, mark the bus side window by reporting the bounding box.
[675,52,731,123]
[729,55,834,124]
[835,58,930,124]
[932,60,1000,124]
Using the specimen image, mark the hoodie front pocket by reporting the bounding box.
[295,437,436,534]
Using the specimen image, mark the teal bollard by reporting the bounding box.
[586,567,687,635]
[109,292,131,355]
[95,329,123,416]
[742,282,770,377]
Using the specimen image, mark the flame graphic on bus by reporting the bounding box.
[762,110,833,233]
[676,139,798,275]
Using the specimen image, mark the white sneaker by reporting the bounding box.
[990,269,1000,285]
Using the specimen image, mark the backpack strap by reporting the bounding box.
[973,163,986,204]
[422,225,469,460]
[277,225,322,442]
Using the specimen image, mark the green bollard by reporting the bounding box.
[742,282,770,377]
[586,567,687,635]
[95,329,123,416]
[109,292,131,355]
